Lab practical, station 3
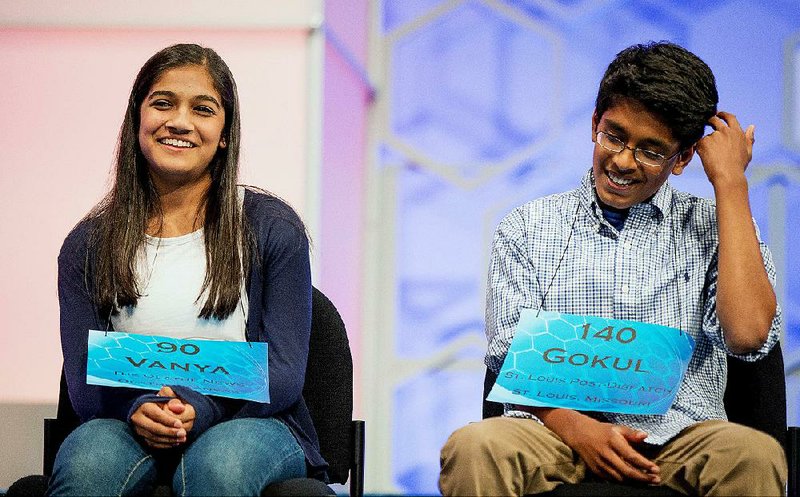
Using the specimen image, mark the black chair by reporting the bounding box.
[10,287,364,497]
[264,286,365,496]
[483,342,799,496]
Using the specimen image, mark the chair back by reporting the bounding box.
[305,287,354,484]
[483,342,788,446]
[724,342,787,446]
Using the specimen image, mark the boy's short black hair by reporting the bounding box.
[596,41,718,148]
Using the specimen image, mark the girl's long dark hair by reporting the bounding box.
[88,43,251,320]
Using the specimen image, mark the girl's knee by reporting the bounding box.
[58,419,137,468]
[49,420,155,496]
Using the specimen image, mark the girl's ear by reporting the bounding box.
[219,137,227,149]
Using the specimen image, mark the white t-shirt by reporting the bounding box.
[110,227,248,342]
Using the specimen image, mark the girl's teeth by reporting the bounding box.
[161,138,193,148]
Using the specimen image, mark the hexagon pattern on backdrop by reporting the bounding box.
[373,0,800,493]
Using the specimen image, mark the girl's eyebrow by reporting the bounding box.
[146,90,222,109]
[195,94,222,109]
[147,90,175,100]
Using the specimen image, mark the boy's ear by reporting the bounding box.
[591,109,599,139]
[671,146,695,176]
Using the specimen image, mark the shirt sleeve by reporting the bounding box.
[58,224,154,422]
[229,215,312,420]
[485,209,541,373]
[702,219,782,361]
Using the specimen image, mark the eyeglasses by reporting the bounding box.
[594,131,682,168]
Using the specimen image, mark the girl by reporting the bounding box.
[48,43,325,496]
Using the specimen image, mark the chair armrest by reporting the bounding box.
[350,420,365,497]
[44,416,80,477]
[43,418,58,477]
[788,426,798,497]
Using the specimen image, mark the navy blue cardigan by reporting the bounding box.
[57,189,327,477]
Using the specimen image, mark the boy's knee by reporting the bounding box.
[439,421,516,497]
[441,420,506,464]
[737,430,787,476]
[706,424,787,484]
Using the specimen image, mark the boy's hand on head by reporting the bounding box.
[695,111,754,188]
[563,418,661,485]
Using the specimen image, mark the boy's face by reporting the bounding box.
[591,98,694,209]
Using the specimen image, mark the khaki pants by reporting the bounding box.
[439,417,787,496]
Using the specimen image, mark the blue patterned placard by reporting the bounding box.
[487,310,695,415]
[87,330,269,403]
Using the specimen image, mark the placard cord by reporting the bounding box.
[536,201,581,317]
[670,195,686,336]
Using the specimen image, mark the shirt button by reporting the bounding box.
[621,284,629,294]
[624,241,632,250]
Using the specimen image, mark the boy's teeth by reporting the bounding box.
[609,172,633,186]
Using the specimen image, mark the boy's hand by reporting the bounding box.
[532,407,661,484]
[565,418,661,484]
[695,111,754,188]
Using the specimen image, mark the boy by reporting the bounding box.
[439,42,787,496]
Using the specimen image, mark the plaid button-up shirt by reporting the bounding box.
[486,170,781,444]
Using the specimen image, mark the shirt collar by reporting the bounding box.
[578,168,674,222]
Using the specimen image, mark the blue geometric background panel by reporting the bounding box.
[388,0,560,181]
[374,0,800,493]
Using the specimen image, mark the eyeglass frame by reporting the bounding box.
[593,130,683,168]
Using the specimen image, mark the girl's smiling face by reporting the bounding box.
[138,64,226,190]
